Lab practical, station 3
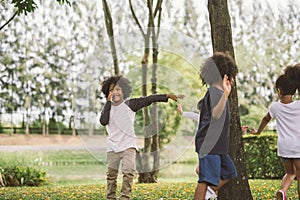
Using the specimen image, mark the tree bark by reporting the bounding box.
[150,38,159,181]
[149,0,162,182]
[102,0,119,75]
[26,110,30,135]
[129,0,162,183]
[207,0,253,199]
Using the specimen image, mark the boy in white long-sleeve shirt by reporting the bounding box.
[100,75,183,200]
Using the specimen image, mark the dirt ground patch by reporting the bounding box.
[0,134,83,146]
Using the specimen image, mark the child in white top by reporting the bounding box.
[100,75,183,200]
[251,64,300,200]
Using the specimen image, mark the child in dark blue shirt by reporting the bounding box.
[194,52,238,200]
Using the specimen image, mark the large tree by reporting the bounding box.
[207,0,253,199]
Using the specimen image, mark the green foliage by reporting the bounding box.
[11,0,71,15]
[12,0,38,15]
[48,117,67,131]
[130,82,182,149]
[0,159,47,187]
[240,105,268,128]
[157,101,181,148]
[243,132,284,179]
[30,118,43,129]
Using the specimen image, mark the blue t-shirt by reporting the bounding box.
[195,87,230,156]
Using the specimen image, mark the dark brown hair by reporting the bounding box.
[275,74,297,95]
[284,64,300,92]
[201,52,238,86]
[101,75,132,99]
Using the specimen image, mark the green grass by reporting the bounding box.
[0,149,105,164]
[0,147,199,181]
[0,149,107,180]
[0,179,298,199]
[1,146,299,199]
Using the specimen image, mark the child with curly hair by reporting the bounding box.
[194,52,238,200]
[251,64,300,200]
[99,75,183,200]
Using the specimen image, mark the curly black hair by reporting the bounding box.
[101,75,132,99]
[275,74,297,96]
[284,64,300,92]
[201,52,238,86]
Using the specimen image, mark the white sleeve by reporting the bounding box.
[182,112,199,122]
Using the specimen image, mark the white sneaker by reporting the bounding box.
[205,186,217,200]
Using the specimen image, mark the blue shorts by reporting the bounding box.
[198,154,237,186]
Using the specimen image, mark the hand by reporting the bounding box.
[223,75,231,96]
[241,126,248,132]
[248,128,258,135]
[167,94,185,102]
[107,91,113,102]
[177,104,183,115]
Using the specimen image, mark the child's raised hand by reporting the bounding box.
[248,127,258,135]
[167,94,185,102]
[223,74,231,96]
[241,126,248,132]
[177,104,183,115]
[107,91,113,101]
[241,126,258,134]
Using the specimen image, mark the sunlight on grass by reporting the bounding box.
[0,179,299,200]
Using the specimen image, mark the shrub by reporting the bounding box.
[243,132,284,179]
[0,159,47,187]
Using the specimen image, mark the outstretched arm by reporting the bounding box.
[250,112,271,135]
[177,104,199,121]
[212,75,231,119]
[128,94,184,112]
[167,94,185,102]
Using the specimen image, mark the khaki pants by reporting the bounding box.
[106,148,136,200]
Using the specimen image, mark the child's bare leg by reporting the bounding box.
[209,179,229,196]
[294,159,300,200]
[194,182,208,200]
[281,159,296,192]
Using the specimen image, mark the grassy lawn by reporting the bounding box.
[0,179,299,199]
[0,144,299,199]
[0,149,107,180]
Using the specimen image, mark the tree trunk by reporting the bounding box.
[88,123,94,136]
[137,28,153,183]
[25,96,30,134]
[42,110,47,135]
[129,0,162,183]
[102,0,119,75]
[71,116,76,136]
[25,111,29,135]
[207,0,253,199]
[150,27,159,181]
[10,112,13,135]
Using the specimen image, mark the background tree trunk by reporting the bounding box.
[150,39,159,181]
[129,0,163,183]
[102,0,119,75]
[207,0,253,199]
[137,31,153,183]
[149,0,161,182]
